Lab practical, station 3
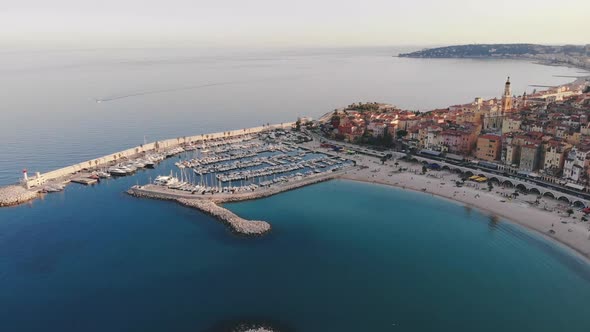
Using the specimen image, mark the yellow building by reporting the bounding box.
[475,134,502,161]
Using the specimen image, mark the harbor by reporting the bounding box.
[0,122,356,235]
[127,130,355,235]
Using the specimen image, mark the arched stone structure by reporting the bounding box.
[529,187,541,195]
[573,200,586,208]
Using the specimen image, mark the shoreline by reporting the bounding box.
[341,176,590,262]
[337,159,590,261]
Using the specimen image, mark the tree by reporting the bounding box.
[396,129,408,139]
[295,118,301,131]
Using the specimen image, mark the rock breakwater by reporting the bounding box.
[178,198,271,235]
[127,188,271,236]
[0,186,39,207]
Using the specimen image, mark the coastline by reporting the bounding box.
[338,157,590,261]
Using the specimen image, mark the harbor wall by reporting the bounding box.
[24,122,294,188]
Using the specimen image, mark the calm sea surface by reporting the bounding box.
[0,46,583,185]
[0,167,589,331]
[0,47,589,331]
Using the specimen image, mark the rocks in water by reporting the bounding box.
[178,198,271,236]
[0,185,39,207]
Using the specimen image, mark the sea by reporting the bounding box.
[0,46,589,331]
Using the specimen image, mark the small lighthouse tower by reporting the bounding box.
[22,169,30,189]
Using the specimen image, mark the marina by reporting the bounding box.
[0,123,355,235]
[127,129,355,234]
[0,123,295,207]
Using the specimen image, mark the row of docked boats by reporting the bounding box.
[216,163,306,182]
[107,153,168,176]
[213,154,344,183]
[153,174,260,194]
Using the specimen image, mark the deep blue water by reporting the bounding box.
[1,150,589,331]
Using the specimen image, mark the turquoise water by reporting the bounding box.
[1,170,589,331]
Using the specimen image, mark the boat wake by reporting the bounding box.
[94,81,238,103]
[95,75,308,103]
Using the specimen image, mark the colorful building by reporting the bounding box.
[475,134,502,161]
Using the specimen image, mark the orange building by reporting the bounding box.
[475,134,502,161]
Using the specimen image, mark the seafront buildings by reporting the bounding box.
[323,76,590,189]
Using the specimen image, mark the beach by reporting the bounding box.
[339,153,590,259]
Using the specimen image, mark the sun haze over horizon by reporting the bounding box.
[1,0,588,49]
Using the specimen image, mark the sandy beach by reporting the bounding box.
[339,153,590,260]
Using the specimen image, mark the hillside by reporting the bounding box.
[399,44,589,58]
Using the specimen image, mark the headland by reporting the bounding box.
[398,43,590,70]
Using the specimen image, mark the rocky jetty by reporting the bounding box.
[127,169,352,236]
[127,189,271,236]
[177,198,271,235]
[0,185,39,207]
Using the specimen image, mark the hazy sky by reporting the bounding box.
[1,0,588,48]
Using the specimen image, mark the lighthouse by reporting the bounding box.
[23,169,28,181]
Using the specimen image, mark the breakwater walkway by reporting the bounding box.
[127,168,351,236]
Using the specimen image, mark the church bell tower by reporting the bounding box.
[501,76,513,114]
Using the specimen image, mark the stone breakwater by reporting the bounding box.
[178,199,271,235]
[0,186,39,207]
[127,168,353,235]
[127,188,271,236]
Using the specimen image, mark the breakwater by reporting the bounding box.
[179,199,271,235]
[127,187,271,236]
[0,186,39,207]
[127,168,352,235]
[20,122,294,189]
